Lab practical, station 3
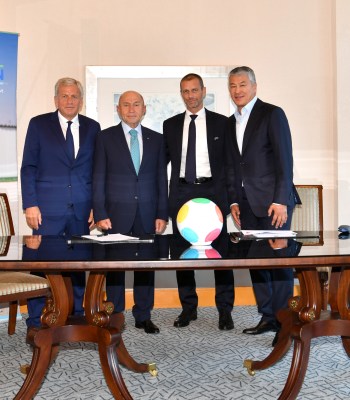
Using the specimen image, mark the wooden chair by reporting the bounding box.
[291,185,328,308]
[291,184,323,245]
[0,193,50,335]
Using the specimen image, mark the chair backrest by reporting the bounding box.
[291,185,323,244]
[0,193,15,236]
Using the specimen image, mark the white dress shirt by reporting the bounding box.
[121,121,143,160]
[58,111,80,158]
[180,107,211,178]
[233,96,257,154]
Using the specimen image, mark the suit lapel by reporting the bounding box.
[115,123,137,173]
[242,98,263,154]
[50,111,72,161]
[205,109,216,164]
[176,113,186,166]
[77,115,86,158]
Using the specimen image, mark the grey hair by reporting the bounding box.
[228,66,256,84]
[54,77,84,98]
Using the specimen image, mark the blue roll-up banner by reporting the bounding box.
[0,31,19,233]
[0,32,18,178]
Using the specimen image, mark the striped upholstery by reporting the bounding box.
[291,185,323,245]
[0,194,14,236]
[0,193,50,334]
[0,272,49,296]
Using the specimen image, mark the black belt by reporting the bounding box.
[179,177,213,184]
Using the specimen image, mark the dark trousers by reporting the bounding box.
[106,207,155,323]
[176,269,234,314]
[172,204,234,314]
[239,187,294,323]
[26,213,88,328]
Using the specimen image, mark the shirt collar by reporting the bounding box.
[233,96,258,120]
[58,111,79,126]
[122,121,141,135]
[185,106,205,119]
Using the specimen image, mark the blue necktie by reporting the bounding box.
[129,129,140,174]
[185,114,198,183]
[66,121,75,162]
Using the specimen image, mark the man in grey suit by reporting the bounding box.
[227,66,297,345]
[163,73,235,330]
[93,90,168,333]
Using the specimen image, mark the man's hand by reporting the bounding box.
[96,218,112,231]
[24,235,42,249]
[88,210,95,230]
[25,206,42,231]
[268,238,288,250]
[155,219,167,234]
[230,204,241,228]
[268,204,288,228]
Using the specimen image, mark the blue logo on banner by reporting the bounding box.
[0,65,4,81]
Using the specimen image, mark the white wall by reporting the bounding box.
[0,0,346,234]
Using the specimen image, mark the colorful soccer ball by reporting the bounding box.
[176,198,223,246]
[180,246,222,259]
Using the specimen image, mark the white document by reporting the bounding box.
[81,233,140,242]
[241,230,297,238]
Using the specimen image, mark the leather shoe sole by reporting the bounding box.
[243,320,279,335]
[135,319,160,334]
[174,311,197,327]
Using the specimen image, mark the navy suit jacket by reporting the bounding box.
[228,98,296,217]
[163,108,235,218]
[92,123,168,234]
[21,110,101,220]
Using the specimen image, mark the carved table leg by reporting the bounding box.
[244,308,293,375]
[244,269,322,400]
[86,272,158,375]
[15,328,55,400]
[278,332,311,400]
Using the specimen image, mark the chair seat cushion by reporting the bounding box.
[0,272,49,295]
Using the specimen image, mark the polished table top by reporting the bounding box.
[1,231,350,271]
[3,231,350,400]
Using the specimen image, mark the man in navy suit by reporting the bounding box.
[21,77,101,328]
[163,73,235,330]
[93,90,168,334]
[227,66,297,342]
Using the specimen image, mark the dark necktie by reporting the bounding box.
[185,114,198,183]
[66,121,75,161]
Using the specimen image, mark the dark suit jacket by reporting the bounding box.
[228,98,296,217]
[163,109,235,218]
[92,123,168,234]
[21,110,101,220]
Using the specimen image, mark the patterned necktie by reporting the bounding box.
[129,129,140,174]
[66,121,75,161]
[185,114,198,183]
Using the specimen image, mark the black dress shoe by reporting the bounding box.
[242,320,279,335]
[135,319,160,334]
[174,310,197,327]
[218,311,234,330]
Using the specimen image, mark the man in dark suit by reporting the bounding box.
[21,77,101,328]
[163,73,235,330]
[93,90,168,334]
[227,66,297,341]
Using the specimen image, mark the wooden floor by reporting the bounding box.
[126,285,301,309]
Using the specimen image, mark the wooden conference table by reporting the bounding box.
[1,231,350,400]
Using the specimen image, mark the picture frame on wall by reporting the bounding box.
[85,66,233,132]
